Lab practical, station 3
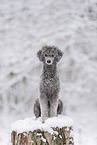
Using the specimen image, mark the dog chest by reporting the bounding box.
[40,76,60,96]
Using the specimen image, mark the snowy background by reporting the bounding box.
[0,0,97,144]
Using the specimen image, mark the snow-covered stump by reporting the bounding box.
[11,115,74,145]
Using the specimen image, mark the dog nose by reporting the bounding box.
[47,59,51,63]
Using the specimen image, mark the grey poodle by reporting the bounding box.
[34,45,63,123]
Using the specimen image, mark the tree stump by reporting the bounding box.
[11,115,74,145]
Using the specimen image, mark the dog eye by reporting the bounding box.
[45,54,48,57]
[52,54,54,57]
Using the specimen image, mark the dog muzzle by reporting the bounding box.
[45,57,53,65]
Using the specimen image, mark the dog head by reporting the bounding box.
[37,45,63,65]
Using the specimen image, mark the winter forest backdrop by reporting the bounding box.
[0,0,97,144]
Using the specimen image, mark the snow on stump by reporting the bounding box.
[11,115,74,145]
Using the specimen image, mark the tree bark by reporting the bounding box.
[11,126,74,145]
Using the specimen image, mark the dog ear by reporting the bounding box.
[56,50,63,62]
[37,50,44,62]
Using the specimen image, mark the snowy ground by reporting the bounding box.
[0,0,97,144]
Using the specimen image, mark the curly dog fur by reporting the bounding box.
[34,45,63,123]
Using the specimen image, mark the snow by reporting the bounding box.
[0,0,97,145]
[41,136,46,143]
[11,115,73,134]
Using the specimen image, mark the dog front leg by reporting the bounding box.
[50,98,58,117]
[39,96,48,123]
